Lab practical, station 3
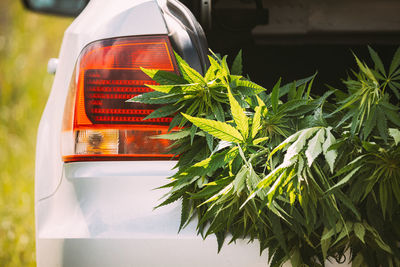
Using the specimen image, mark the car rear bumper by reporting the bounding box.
[35,161,268,267]
[37,237,267,267]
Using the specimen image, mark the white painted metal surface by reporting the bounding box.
[36,162,269,266]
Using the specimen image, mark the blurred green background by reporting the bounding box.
[0,1,71,266]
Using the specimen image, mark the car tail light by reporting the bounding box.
[62,35,180,162]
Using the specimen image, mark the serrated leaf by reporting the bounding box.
[388,83,400,99]
[173,51,194,79]
[321,226,336,241]
[392,67,400,79]
[212,141,232,155]
[383,108,400,127]
[368,46,386,76]
[128,91,180,104]
[321,228,331,260]
[152,129,190,140]
[270,248,287,267]
[179,197,192,232]
[205,58,220,81]
[233,165,248,193]
[247,168,261,191]
[215,232,226,253]
[202,183,234,204]
[288,81,296,100]
[182,113,243,143]
[231,50,243,75]
[184,99,200,119]
[376,239,393,254]
[336,108,356,128]
[332,221,353,246]
[270,214,288,254]
[379,99,399,110]
[389,47,400,76]
[206,133,214,151]
[269,131,303,160]
[251,105,262,139]
[141,67,187,85]
[190,124,197,145]
[144,84,182,94]
[354,222,365,243]
[228,89,249,139]
[172,147,238,192]
[326,166,362,194]
[295,84,306,99]
[323,129,337,173]
[235,79,266,95]
[190,177,231,200]
[389,128,400,145]
[208,54,221,69]
[380,181,388,218]
[305,128,325,167]
[256,95,266,107]
[371,69,386,81]
[284,128,320,164]
[306,74,316,98]
[174,51,205,83]
[297,156,304,186]
[145,104,178,120]
[335,190,361,220]
[155,189,184,209]
[353,54,378,83]
[362,104,377,139]
[253,137,269,145]
[211,101,225,122]
[280,99,316,115]
[221,55,230,77]
[267,169,293,204]
[271,78,281,114]
[350,108,361,136]
[377,107,388,142]
[361,141,379,152]
[279,74,317,98]
[168,113,183,131]
[290,248,302,267]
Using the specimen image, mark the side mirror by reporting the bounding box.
[22,0,89,17]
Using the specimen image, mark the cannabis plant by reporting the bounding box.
[131,47,400,267]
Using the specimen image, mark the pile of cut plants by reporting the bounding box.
[131,48,400,267]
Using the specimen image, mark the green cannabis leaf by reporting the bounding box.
[131,48,400,267]
[182,113,243,143]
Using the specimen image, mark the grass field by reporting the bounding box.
[0,1,71,266]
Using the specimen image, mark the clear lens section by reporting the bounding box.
[73,128,173,156]
[75,129,119,155]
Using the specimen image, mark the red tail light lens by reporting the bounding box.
[62,35,179,162]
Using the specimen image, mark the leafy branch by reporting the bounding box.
[132,48,400,266]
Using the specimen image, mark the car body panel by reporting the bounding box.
[36,162,269,267]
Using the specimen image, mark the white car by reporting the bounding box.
[25,0,400,266]
[25,0,272,266]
